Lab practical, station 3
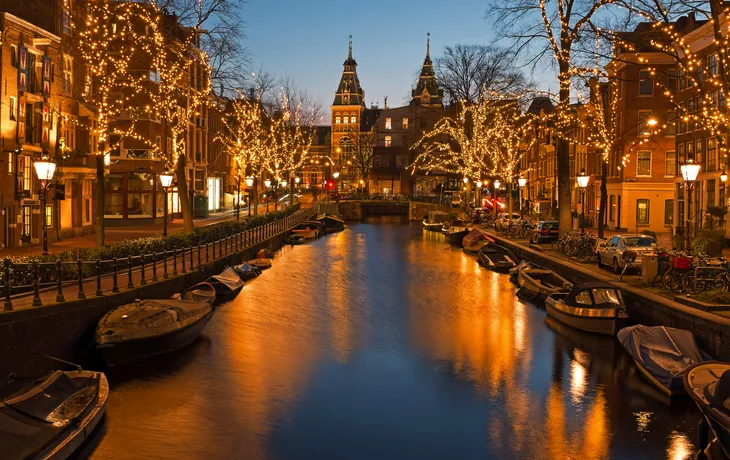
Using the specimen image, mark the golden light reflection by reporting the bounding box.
[666,431,693,460]
[570,360,587,404]
[635,411,652,433]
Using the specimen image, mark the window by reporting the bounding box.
[385,118,392,130]
[10,45,17,67]
[381,155,390,167]
[679,102,687,134]
[639,70,653,95]
[402,118,409,129]
[696,139,704,168]
[679,69,686,90]
[352,116,357,124]
[666,151,676,176]
[711,91,719,108]
[9,97,16,121]
[63,9,71,35]
[104,174,124,217]
[687,141,694,162]
[62,55,73,96]
[385,135,392,147]
[637,151,652,176]
[678,142,686,163]
[666,111,676,136]
[636,199,650,225]
[708,54,719,76]
[396,156,403,169]
[708,138,717,171]
[45,205,53,227]
[668,69,679,93]
[665,200,674,226]
[708,179,716,207]
[335,116,341,124]
[610,195,616,221]
[374,156,381,168]
[638,110,653,134]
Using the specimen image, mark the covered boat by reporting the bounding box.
[292,221,321,239]
[422,211,449,232]
[173,282,216,305]
[0,369,108,460]
[256,249,274,259]
[232,263,262,281]
[247,258,272,270]
[545,283,629,336]
[517,266,572,299]
[478,244,517,272]
[316,213,345,233]
[462,228,494,255]
[284,234,306,245]
[96,298,213,366]
[205,267,245,299]
[442,220,470,245]
[685,363,730,458]
[618,325,705,396]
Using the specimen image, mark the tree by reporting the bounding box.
[342,127,376,195]
[488,0,622,236]
[435,44,528,104]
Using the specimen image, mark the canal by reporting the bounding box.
[86,221,702,460]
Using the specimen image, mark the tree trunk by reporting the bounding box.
[289,179,295,208]
[253,176,259,216]
[598,159,608,239]
[176,154,194,233]
[95,155,105,248]
[557,69,572,237]
[508,182,513,219]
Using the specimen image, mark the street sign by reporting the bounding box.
[53,184,65,200]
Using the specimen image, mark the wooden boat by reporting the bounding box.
[545,283,629,336]
[478,244,518,272]
[172,282,216,305]
[205,267,245,299]
[97,298,213,366]
[619,325,706,396]
[232,263,262,281]
[517,266,572,299]
[0,369,108,460]
[462,228,494,255]
[256,248,274,259]
[442,220,470,245]
[422,211,449,232]
[284,234,306,245]
[316,213,345,233]
[292,221,322,239]
[685,363,730,458]
[509,260,539,281]
[247,258,272,270]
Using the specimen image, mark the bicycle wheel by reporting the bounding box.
[669,270,688,293]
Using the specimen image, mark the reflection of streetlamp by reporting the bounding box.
[264,178,271,213]
[681,159,701,251]
[159,168,174,237]
[245,176,254,217]
[518,176,527,218]
[577,169,589,234]
[33,155,57,254]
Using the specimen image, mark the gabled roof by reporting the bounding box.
[333,36,366,107]
[412,33,443,108]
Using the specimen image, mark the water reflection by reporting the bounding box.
[90,223,701,460]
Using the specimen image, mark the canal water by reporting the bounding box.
[86,221,702,460]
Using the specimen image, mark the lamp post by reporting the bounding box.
[576,169,589,234]
[264,178,271,213]
[462,177,469,210]
[494,179,501,218]
[159,168,174,237]
[518,176,527,218]
[476,180,483,209]
[245,176,254,217]
[721,170,728,229]
[33,155,57,254]
[681,159,701,252]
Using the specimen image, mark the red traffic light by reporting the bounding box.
[326,180,336,190]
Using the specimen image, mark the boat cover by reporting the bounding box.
[462,228,494,248]
[180,283,216,305]
[211,267,245,291]
[564,283,623,308]
[233,263,261,280]
[618,325,704,392]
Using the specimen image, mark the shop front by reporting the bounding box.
[104,170,172,225]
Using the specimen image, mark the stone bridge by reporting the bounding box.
[336,200,452,221]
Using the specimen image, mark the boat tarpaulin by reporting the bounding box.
[618,325,704,392]
[462,228,494,248]
[211,267,244,291]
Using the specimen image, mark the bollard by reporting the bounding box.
[77,259,86,299]
[163,250,169,279]
[173,249,178,276]
[127,255,134,289]
[95,259,103,296]
[32,262,42,306]
[112,257,119,293]
[181,247,187,274]
[3,259,11,311]
[140,254,147,285]
[152,253,158,282]
[56,260,65,303]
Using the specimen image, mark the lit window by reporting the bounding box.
[709,54,718,76]
[9,97,16,121]
[7,150,13,174]
[335,116,341,124]
[402,118,409,129]
[45,205,53,227]
[636,199,650,225]
[385,135,392,147]
[637,151,651,176]
[665,151,676,176]
[385,118,392,130]
[352,116,357,124]
[639,70,653,95]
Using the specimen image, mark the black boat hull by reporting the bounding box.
[444,230,469,245]
[99,310,213,366]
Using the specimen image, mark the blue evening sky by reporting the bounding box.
[243,0,555,123]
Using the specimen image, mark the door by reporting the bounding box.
[21,206,31,243]
[2,207,8,248]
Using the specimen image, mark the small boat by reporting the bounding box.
[256,249,274,259]
[292,222,320,239]
[422,211,449,232]
[618,325,706,396]
[462,228,494,255]
[205,267,245,299]
[478,244,518,272]
[232,263,262,281]
[247,258,272,270]
[509,260,537,281]
[517,266,572,299]
[173,282,216,305]
[284,234,306,245]
[96,298,213,366]
[545,283,629,336]
[442,220,470,245]
[0,369,109,460]
[316,213,345,233]
[685,362,730,458]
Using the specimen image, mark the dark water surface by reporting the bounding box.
[87,221,703,460]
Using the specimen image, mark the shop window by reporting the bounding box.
[665,200,674,226]
[127,172,154,218]
[104,174,124,217]
[636,199,650,225]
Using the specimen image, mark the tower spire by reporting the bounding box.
[349,35,353,60]
[426,32,430,59]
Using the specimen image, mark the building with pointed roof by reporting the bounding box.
[411,33,443,108]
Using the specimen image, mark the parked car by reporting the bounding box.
[597,234,658,273]
[529,221,559,244]
[495,213,523,230]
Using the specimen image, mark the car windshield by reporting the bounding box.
[541,222,558,229]
[623,237,656,247]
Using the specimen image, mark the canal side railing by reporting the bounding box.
[1,208,317,311]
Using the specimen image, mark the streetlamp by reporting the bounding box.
[681,159,701,251]
[33,155,57,254]
[494,179,501,217]
[576,169,589,234]
[245,176,254,217]
[476,180,483,208]
[518,176,527,218]
[159,168,174,237]
[463,177,469,210]
[264,178,271,213]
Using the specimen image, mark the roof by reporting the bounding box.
[333,38,366,106]
[412,33,443,107]
[527,97,555,114]
[360,108,382,131]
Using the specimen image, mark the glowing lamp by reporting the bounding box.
[264,179,272,188]
[576,169,589,189]
[722,170,728,183]
[681,159,700,183]
[646,117,658,127]
[476,180,483,188]
[333,171,340,179]
[295,177,301,184]
[463,177,469,184]
[494,179,501,189]
[159,169,174,188]
[281,180,287,188]
[245,176,254,187]
[34,156,56,185]
[104,152,111,167]
[518,177,527,187]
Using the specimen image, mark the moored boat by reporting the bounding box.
[509,260,537,281]
[685,362,730,458]
[517,266,572,299]
[422,211,449,232]
[478,244,517,272]
[96,298,213,366]
[173,282,216,305]
[316,213,345,234]
[205,267,245,299]
[442,220,470,245]
[284,234,306,245]
[292,221,322,239]
[247,258,272,270]
[462,228,493,255]
[0,369,109,460]
[545,283,629,336]
[232,263,262,281]
[619,325,706,396]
